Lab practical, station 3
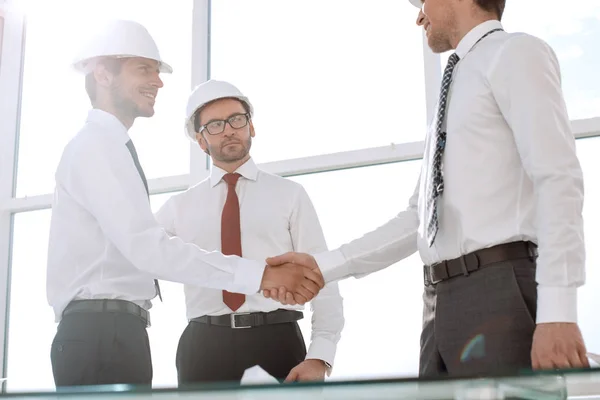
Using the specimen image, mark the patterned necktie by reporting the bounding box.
[425,53,460,247]
[425,28,503,247]
[125,139,163,302]
[221,173,245,311]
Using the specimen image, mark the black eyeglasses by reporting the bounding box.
[199,113,250,135]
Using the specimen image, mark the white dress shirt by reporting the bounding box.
[46,109,266,322]
[154,158,344,366]
[315,20,585,324]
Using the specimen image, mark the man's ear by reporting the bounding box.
[249,121,256,138]
[196,132,210,155]
[93,64,113,89]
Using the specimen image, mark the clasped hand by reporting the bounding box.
[260,252,321,305]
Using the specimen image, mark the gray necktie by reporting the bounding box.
[425,52,460,247]
[125,139,163,302]
[425,28,503,247]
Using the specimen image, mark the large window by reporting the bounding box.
[290,160,423,379]
[15,0,192,197]
[6,192,185,392]
[210,0,426,164]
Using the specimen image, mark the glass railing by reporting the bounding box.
[2,368,600,399]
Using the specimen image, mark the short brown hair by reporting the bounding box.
[474,0,505,19]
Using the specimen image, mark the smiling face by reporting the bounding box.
[92,56,164,127]
[416,0,460,53]
[109,57,163,118]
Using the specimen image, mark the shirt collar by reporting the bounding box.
[455,20,503,59]
[86,108,131,144]
[209,157,259,187]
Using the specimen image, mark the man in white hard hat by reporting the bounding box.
[266,0,589,378]
[46,20,324,388]
[154,79,344,385]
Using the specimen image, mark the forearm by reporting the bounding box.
[314,209,419,283]
[125,226,266,294]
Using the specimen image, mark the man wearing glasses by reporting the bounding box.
[155,79,345,384]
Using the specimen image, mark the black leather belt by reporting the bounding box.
[191,309,303,329]
[62,299,150,327]
[424,241,537,286]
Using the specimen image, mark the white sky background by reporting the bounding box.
[4,0,600,392]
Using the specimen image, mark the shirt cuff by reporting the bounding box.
[536,286,578,324]
[313,250,349,283]
[306,337,337,375]
[232,258,266,295]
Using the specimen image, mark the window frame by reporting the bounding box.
[0,2,24,389]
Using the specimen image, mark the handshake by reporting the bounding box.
[259,252,322,305]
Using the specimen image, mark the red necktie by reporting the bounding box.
[221,173,245,311]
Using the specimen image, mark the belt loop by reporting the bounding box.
[423,265,432,287]
[527,241,537,262]
[459,256,469,277]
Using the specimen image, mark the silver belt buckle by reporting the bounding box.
[230,312,251,329]
[427,262,442,285]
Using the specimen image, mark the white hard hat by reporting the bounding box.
[184,79,254,142]
[72,19,172,74]
[409,0,421,8]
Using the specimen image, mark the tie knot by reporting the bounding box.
[447,53,460,67]
[223,173,241,186]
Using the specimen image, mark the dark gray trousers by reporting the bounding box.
[50,312,152,388]
[419,257,537,378]
[176,321,307,385]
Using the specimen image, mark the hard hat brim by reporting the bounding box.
[159,61,173,74]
